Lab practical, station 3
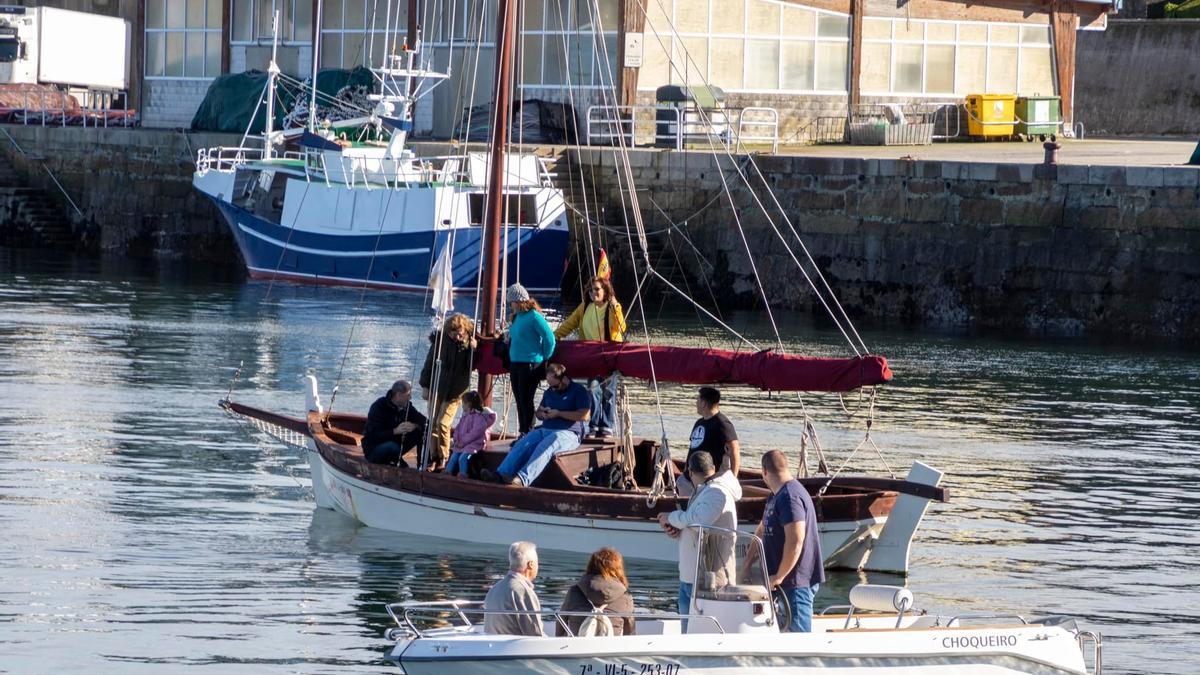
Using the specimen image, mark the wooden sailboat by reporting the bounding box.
[220,0,949,574]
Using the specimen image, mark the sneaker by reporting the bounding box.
[508,476,523,486]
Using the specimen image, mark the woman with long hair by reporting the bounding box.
[419,312,477,472]
[556,547,636,636]
[504,284,556,434]
[554,274,626,438]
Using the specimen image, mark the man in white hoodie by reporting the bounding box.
[657,451,742,623]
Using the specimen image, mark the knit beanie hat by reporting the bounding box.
[506,283,530,304]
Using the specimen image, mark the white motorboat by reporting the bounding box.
[381,525,1102,674]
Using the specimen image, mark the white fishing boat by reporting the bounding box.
[382,525,1102,674]
[191,9,569,292]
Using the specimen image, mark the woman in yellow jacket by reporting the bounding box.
[554,275,627,438]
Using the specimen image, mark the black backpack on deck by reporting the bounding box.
[578,462,627,489]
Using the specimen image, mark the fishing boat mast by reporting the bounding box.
[478,0,518,405]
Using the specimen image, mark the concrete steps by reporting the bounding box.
[0,154,76,249]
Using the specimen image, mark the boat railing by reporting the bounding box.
[535,156,557,188]
[195,146,264,175]
[946,613,1029,626]
[687,522,772,598]
[385,599,725,639]
[1077,630,1103,675]
[301,149,544,190]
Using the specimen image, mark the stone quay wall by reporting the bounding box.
[573,148,1200,340]
[0,125,242,261]
[1,125,1197,340]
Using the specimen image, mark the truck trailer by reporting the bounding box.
[0,5,130,91]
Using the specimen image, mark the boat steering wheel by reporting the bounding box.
[771,587,793,632]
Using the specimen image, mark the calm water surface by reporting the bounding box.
[0,250,1197,674]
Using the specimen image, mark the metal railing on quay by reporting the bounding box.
[585,104,676,149]
[734,107,780,153]
[585,104,780,152]
[928,102,962,141]
[11,89,136,129]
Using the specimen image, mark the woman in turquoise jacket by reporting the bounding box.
[504,283,556,434]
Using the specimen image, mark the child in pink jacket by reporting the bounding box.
[447,391,497,477]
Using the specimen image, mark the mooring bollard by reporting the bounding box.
[1034,140,1062,180]
[1042,140,1061,166]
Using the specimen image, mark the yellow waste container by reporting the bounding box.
[966,94,1017,137]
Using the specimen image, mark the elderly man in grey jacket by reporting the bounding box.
[483,541,546,636]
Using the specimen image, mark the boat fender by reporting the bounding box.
[849,584,914,613]
[304,374,324,415]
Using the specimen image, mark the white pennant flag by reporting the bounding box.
[429,241,455,318]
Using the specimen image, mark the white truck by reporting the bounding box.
[0,5,130,90]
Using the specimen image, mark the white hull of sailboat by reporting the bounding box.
[390,624,1090,675]
[308,445,882,565]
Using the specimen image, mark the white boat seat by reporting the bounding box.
[701,584,770,603]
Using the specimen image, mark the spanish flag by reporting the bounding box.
[596,248,611,280]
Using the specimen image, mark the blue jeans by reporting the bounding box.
[446,451,473,476]
[677,581,694,631]
[588,375,617,434]
[495,427,581,486]
[365,441,405,465]
[783,583,819,633]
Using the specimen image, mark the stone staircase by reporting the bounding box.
[544,149,695,299]
[0,149,76,249]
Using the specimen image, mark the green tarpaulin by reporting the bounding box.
[190,66,375,133]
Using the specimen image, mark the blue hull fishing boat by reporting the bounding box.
[208,197,569,292]
[191,22,570,293]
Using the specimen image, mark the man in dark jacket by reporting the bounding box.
[361,380,427,465]
[419,313,477,471]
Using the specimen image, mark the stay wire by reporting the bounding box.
[636,0,864,359]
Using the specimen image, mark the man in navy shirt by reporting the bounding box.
[755,449,824,632]
[484,363,590,486]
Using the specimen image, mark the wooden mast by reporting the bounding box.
[479,0,518,405]
[407,0,418,46]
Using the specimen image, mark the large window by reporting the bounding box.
[320,0,410,68]
[231,0,313,44]
[145,0,222,78]
[520,0,619,88]
[640,0,849,94]
[861,18,1054,96]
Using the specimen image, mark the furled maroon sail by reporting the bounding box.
[477,340,891,393]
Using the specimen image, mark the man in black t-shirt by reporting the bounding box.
[679,387,740,495]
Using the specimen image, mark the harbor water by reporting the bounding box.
[0,249,1197,674]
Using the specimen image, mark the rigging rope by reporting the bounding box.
[817,388,893,496]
